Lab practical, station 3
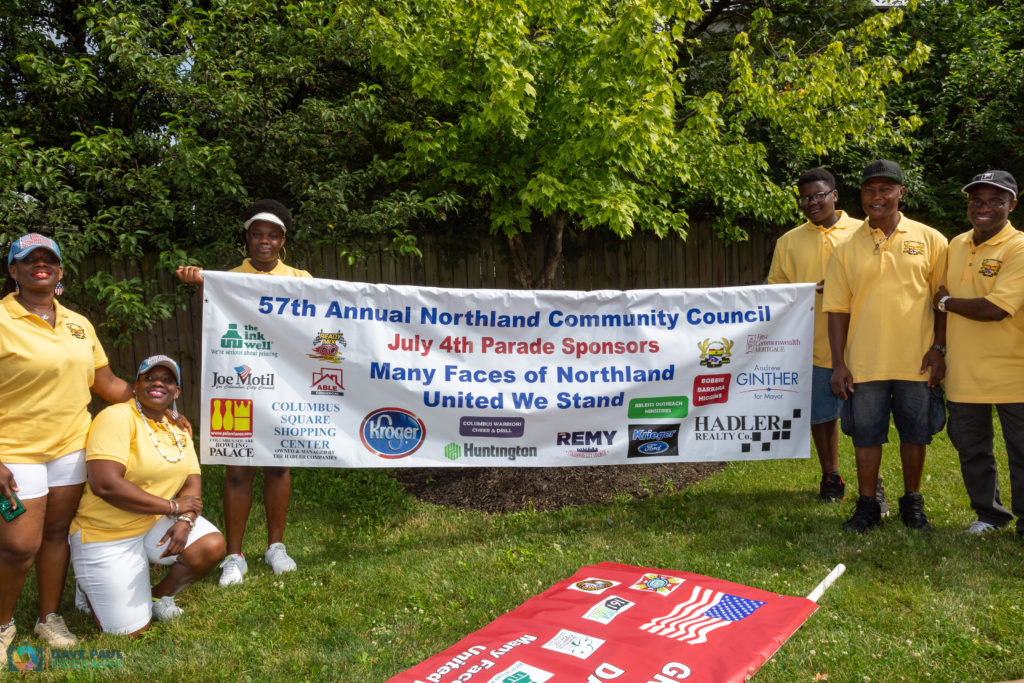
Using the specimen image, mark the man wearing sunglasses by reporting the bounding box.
[767,168,861,503]
[934,171,1024,540]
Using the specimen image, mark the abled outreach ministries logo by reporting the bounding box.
[360,408,425,459]
[210,399,253,437]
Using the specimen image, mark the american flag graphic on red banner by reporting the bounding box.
[388,562,818,683]
[640,585,765,644]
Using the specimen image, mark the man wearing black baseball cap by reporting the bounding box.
[823,160,949,533]
[934,170,1024,539]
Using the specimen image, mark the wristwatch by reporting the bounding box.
[937,295,951,312]
[931,343,946,356]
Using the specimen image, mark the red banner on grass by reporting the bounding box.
[388,562,817,683]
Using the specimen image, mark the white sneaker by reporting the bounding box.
[151,596,184,621]
[965,520,999,535]
[0,623,16,666]
[74,583,91,615]
[219,553,248,586]
[264,543,297,575]
[34,613,77,647]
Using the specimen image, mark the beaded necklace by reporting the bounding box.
[133,399,186,463]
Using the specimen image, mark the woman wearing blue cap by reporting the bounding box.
[0,233,158,659]
[69,355,225,635]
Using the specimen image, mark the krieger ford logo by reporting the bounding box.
[360,408,425,459]
[627,424,680,458]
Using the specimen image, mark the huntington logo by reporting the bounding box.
[210,399,253,437]
[213,324,277,357]
[444,443,461,460]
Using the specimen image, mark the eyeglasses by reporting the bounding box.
[797,191,834,206]
[967,197,1010,210]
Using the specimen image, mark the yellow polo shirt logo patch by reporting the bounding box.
[902,241,925,256]
[66,322,87,339]
[979,259,1002,277]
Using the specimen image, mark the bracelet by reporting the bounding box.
[172,500,179,515]
[176,514,196,530]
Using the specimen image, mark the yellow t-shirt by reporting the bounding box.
[944,222,1024,403]
[0,294,109,463]
[767,211,861,367]
[823,215,948,383]
[229,258,312,278]
[71,401,201,543]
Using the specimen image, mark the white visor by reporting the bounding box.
[243,212,287,232]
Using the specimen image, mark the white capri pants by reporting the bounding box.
[3,449,86,500]
[70,515,220,634]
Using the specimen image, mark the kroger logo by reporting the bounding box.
[360,408,426,459]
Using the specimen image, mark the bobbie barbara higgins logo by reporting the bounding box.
[307,330,346,364]
[213,323,277,357]
[360,408,425,459]
[210,398,253,437]
[698,337,733,368]
[310,367,345,396]
[627,424,680,458]
[211,364,275,390]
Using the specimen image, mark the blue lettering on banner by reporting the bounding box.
[685,306,771,326]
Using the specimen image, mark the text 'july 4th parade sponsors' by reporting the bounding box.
[199,273,815,468]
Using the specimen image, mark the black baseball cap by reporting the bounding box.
[861,160,904,184]
[961,170,1018,197]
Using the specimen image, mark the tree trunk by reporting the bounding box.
[507,211,566,289]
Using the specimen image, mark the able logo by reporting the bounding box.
[310,368,344,396]
[698,338,733,368]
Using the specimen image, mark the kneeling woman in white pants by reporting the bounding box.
[70,355,225,635]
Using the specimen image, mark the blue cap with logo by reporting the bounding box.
[7,233,62,266]
[137,355,181,383]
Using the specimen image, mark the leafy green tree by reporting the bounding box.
[350,0,928,287]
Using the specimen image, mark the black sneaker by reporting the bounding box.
[843,495,883,533]
[875,477,889,517]
[819,472,845,502]
[898,492,932,530]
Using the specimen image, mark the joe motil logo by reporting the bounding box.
[211,364,275,390]
[627,424,680,458]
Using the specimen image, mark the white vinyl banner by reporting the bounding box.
[199,272,815,468]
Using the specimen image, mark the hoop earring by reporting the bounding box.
[54,281,64,296]
[279,245,287,263]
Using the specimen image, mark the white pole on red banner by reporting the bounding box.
[806,564,846,603]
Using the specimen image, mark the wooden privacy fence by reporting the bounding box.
[85,222,781,421]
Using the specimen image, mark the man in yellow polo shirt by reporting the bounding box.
[767,168,861,502]
[934,170,1024,539]
[824,160,948,533]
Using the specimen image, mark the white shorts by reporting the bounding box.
[4,449,86,500]
[70,515,221,634]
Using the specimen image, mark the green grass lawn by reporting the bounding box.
[9,424,1023,681]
